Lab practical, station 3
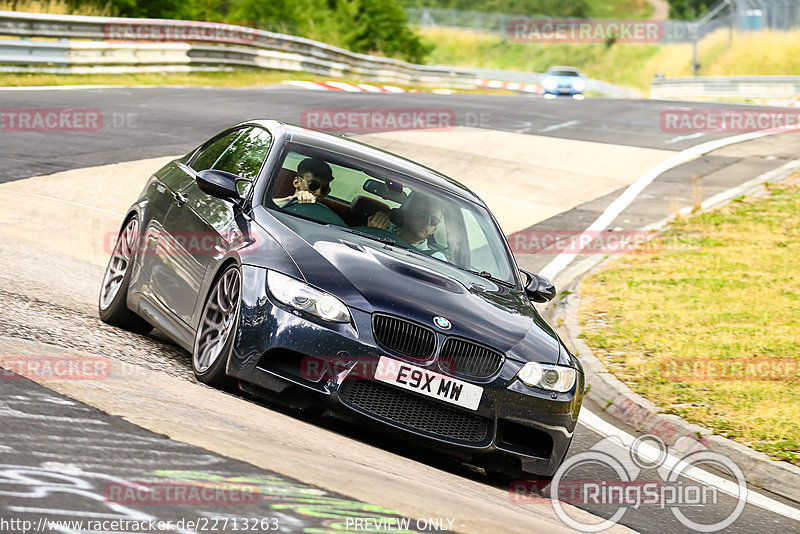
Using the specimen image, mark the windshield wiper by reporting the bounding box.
[461,267,513,287]
[338,227,399,246]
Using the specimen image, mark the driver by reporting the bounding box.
[273,157,333,207]
[367,193,446,260]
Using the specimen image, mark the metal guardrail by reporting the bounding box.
[0,10,642,97]
[651,76,800,100]
[0,10,478,86]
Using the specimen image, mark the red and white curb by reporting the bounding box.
[286,80,405,93]
[477,79,542,93]
[758,97,800,108]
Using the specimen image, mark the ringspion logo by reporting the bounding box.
[510,434,747,532]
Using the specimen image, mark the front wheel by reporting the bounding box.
[98,217,152,334]
[192,265,241,388]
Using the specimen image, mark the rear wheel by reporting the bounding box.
[192,265,241,388]
[98,217,152,334]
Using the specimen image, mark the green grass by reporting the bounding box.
[0,0,113,15]
[585,0,653,19]
[0,69,516,93]
[0,70,307,88]
[579,179,800,465]
[420,27,661,90]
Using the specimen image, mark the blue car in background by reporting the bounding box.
[542,66,586,99]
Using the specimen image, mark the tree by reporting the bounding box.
[667,0,717,20]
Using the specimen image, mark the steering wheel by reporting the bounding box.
[282,199,347,226]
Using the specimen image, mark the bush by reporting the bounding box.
[68,0,430,62]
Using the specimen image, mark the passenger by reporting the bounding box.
[273,157,333,207]
[367,193,446,260]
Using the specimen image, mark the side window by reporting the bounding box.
[191,129,243,173]
[215,128,272,180]
[191,127,272,181]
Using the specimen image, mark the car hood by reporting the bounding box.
[550,75,580,84]
[253,209,563,364]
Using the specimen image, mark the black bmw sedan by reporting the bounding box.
[99,119,585,480]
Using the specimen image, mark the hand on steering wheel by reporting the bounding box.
[294,191,317,203]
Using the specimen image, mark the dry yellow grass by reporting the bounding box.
[579,179,800,465]
[643,28,800,80]
[0,0,113,16]
[420,26,800,92]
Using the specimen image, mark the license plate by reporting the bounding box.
[373,356,483,411]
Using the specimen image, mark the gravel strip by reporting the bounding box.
[0,287,195,382]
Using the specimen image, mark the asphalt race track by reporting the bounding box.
[1,86,799,534]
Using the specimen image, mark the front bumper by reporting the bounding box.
[228,266,583,477]
[545,86,582,96]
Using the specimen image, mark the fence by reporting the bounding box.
[407,1,800,42]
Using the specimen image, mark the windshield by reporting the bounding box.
[548,70,579,77]
[265,143,517,285]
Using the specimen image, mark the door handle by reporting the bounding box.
[174,192,188,207]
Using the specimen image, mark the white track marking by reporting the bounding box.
[665,132,705,144]
[540,128,798,281]
[0,191,124,217]
[286,80,328,91]
[539,120,579,133]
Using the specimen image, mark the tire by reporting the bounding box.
[192,264,241,389]
[99,217,153,335]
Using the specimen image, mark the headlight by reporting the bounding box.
[543,77,557,90]
[267,270,351,323]
[517,362,577,392]
[573,79,586,91]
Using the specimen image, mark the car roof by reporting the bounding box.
[243,119,486,206]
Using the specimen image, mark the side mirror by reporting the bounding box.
[197,169,244,201]
[520,269,556,303]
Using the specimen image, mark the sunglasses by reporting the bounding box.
[410,211,442,227]
[301,176,331,195]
